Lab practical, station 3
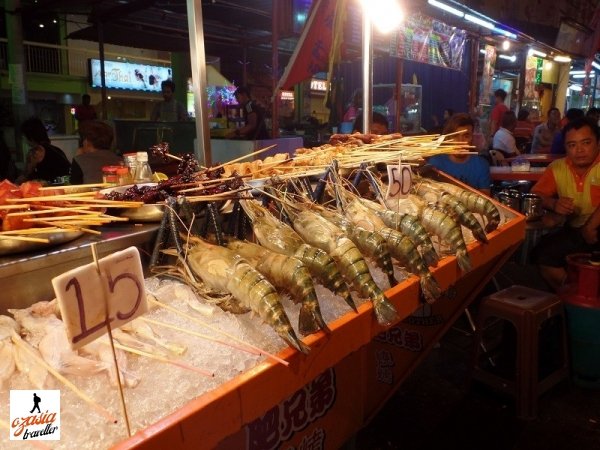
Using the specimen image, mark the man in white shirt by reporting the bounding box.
[492,110,520,157]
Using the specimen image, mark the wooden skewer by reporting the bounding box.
[39,182,112,191]
[0,234,50,243]
[141,317,261,356]
[148,298,289,366]
[208,144,277,172]
[0,227,63,235]
[32,220,102,235]
[112,342,214,377]
[0,204,30,210]
[11,333,117,424]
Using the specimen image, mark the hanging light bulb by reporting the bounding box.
[502,39,510,51]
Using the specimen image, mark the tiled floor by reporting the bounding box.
[353,262,600,450]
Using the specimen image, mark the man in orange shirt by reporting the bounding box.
[531,117,600,291]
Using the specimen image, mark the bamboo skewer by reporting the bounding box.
[141,317,261,356]
[208,144,277,172]
[39,182,112,191]
[148,298,289,366]
[11,333,118,424]
[0,234,50,243]
[113,342,214,377]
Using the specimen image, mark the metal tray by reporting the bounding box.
[0,230,84,256]
[100,183,165,223]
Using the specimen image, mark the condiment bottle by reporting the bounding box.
[116,166,132,185]
[102,165,120,186]
[123,152,138,180]
[133,151,153,183]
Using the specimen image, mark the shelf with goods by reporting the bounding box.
[111,174,525,450]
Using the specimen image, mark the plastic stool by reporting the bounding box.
[470,285,569,419]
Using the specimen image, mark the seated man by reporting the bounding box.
[531,117,600,291]
[427,113,491,195]
[492,111,520,157]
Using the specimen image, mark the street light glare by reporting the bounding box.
[360,0,403,34]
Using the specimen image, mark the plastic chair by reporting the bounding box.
[470,285,569,419]
[489,149,509,166]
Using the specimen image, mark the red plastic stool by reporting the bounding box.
[470,285,569,419]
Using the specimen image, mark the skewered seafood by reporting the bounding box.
[337,193,441,302]
[240,199,356,312]
[185,237,310,354]
[427,180,501,232]
[413,181,488,244]
[280,201,398,326]
[359,197,440,267]
[227,239,328,335]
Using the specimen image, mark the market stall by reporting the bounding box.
[110,186,524,450]
[0,135,525,450]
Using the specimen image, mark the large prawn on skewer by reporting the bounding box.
[240,199,357,313]
[425,179,501,233]
[184,237,310,354]
[273,192,398,326]
[328,184,442,303]
[412,179,489,244]
[226,239,329,336]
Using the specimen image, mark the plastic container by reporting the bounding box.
[561,253,600,388]
[116,166,132,185]
[102,165,120,185]
[133,152,153,183]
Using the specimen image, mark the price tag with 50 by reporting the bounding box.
[386,163,413,200]
[52,247,148,350]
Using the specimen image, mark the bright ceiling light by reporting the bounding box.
[494,27,517,39]
[464,14,494,29]
[569,70,586,75]
[568,84,582,91]
[498,54,516,62]
[592,61,600,71]
[572,73,595,78]
[427,0,464,18]
[502,40,510,51]
[479,49,486,54]
[528,49,547,58]
[554,55,571,62]
[360,0,403,34]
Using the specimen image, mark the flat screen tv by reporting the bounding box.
[88,59,172,92]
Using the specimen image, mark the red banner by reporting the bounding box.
[277,0,336,90]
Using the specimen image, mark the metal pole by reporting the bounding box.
[186,0,212,166]
[395,58,403,132]
[468,37,480,114]
[271,1,279,138]
[5,0,29,163]
[97,22,108,120]
[361,12,372,134]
